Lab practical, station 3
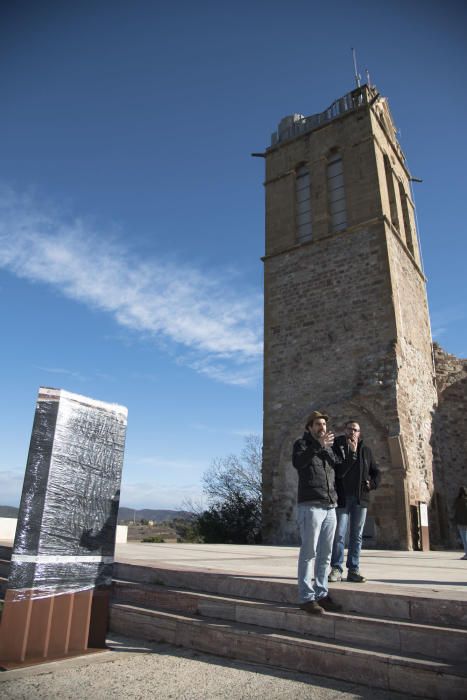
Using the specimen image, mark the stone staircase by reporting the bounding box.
[1,545,466,698]
[110,560,467,699]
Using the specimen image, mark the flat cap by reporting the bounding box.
[305,410,329,427]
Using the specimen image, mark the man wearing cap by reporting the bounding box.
[292,410,342,614]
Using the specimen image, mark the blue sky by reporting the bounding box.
[1,1,466,510]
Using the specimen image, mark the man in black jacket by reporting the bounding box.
[292,410,342,614]
[329,420,380,583]
[454,486,467,559]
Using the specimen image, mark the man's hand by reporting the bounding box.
[344,423,360,454]
[347,434,358,453]
[319,431,334,449]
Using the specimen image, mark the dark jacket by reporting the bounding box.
[454,487,467,526]
[292,431,338,505]
[333,435,381,507]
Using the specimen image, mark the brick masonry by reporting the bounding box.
[432,343,467,546]
[261,85,464,549]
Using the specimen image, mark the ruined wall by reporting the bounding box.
[432,344,467,546]
[385,228,437,505]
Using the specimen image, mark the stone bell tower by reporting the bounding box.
[261,84,437,548]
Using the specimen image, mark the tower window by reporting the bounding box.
[384,155,399,230]
[399,182,415,257]
[327,154,347,232]
[295,165,312,242]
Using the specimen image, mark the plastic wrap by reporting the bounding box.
[8,387,127,600]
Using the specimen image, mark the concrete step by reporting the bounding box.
[112,579,467,663]
[113,561,467,629]
[109,602,467,700]
[2,544,465,630]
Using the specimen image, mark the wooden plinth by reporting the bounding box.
[0,586,110,665]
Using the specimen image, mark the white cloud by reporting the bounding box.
[0,187,263,385]
[430,306,466,341]
[35,366,116,384]
[119,480,203,510]
[190,422,260,437]
[0,454,204,511]
[0,469,26,507]
[36,366,89,382]
[231,428,260,437]
[130,371,159,383]
[132,456,206,471]
[187,355,261,387]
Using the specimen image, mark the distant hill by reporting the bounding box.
[0,505,19,518]
[117,507,193,523]
[0,504,191,523]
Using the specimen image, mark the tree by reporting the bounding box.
[196,434,262,544]
[202,434,262,503]
[172,516,203,543]
[197,493,261,544]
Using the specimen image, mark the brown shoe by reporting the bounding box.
[299,600,324,614]
[317,595,342,612]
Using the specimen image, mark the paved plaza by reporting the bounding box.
[1,541,466,698]
[0,633,422,700]
[115,542,467,595]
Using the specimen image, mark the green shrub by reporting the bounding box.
[197,493,261,544]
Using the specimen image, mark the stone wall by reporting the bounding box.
[385,227,438,508]
[262,88,438,549]
[263,219,401,544]
[432,343,467,546]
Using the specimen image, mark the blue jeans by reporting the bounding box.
[458,525,467,555]
[331,495,367,573]
[297,504,336,603]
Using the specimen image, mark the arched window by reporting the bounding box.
[295,165,312,242]
[384,155,399,230]
[327,153,347,232]
[399,182,415,257]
